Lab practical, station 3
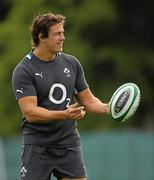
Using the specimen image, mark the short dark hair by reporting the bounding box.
[30,12,65,47]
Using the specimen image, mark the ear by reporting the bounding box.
[39,33,45,40]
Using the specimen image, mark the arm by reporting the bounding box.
[76,88,109,114]
[18,96,85,123]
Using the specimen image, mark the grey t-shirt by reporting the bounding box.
[12,52,89,146]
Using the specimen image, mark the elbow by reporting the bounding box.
[18,97,39,123]
[25,115,36,123]
[22,110,38,123]
[24,114,37,123]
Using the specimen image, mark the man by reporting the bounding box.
[12,13,109,180]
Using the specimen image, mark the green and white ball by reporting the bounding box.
[109,83,141,122]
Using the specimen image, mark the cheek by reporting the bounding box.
[47,39,55,48]
[50,37,58,46]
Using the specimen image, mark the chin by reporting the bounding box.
[54,47,63,54]
[58,48,63,52]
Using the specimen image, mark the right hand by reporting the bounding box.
[65,103,85,120]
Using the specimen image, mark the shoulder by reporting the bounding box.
[58,52,81,66]
[12,53,33,77]
[59,53,79,62]
[14,54,31,69]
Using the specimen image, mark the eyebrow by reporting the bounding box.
[55,30,65,34]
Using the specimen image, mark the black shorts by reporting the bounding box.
[20,145,87,180]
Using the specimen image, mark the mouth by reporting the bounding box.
[57,42,64,47]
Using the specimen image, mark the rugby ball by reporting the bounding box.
[109,83,140,122]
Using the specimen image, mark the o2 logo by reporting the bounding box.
[49,83,70,107]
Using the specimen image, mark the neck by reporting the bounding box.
[33,47,56,62]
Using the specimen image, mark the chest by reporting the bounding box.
[31,61,76,101]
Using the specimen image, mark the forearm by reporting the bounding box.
[82,97,109,114]
[22,106,67,123]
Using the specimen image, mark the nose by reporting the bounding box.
[61,33,65,41]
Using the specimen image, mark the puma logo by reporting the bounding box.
[35,72,44,78]
[16,88,23,94]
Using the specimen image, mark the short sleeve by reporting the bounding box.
[12,65,37,100]
[75,59,89,93]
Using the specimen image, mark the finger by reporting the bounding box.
[74,110,86,120]
[71,106,85,115]
[68,102,79,108]
[75,106,85,111]
[74,113,82,120]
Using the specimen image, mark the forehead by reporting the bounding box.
[49,23,64,33]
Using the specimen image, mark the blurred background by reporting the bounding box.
[0,0,154,179]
